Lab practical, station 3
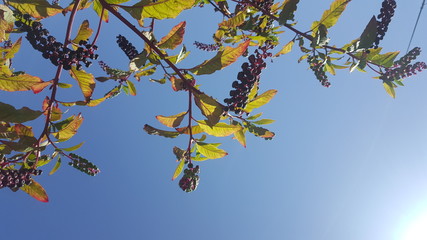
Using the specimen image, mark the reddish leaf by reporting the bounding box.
[158,21,186,50]
[20,180,49,202]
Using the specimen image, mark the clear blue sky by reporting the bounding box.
[1,1,427,240]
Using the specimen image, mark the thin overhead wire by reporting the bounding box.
[406,0,426,53]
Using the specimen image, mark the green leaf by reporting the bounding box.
[156,111,187,128]
[246,112,263,120]
[52,114,84,142]
[196,142,227,159]
[175,125,204,135]
[126,80,137,96]
[60,142,84,152]
[274,40,294,57]
[4,37,22,59]
[49,155,61,175]
[93,0,108,22]
[251,119,275,125]
[383,81,395,98]
[190,40,250,75]
[244,89,278,112]
[57,82,73,88]
[122,0,196,21]
[69,66,96,101]
[9,0,62,19]
[158,21,186,50]
[143,124,180,138]
[311,0,351,34]
[278,0,300,24]
[232,121,246,147]
[0,73,45,92]
[197,120,242,137]
[359,16,377,49]
[71,20,94,50]
[172,158,185,180]
[135,67,156,80]
[20,180,49,202]
[0,102,43,123]
[218,10,246,28]
[369,51,400,68]
[193,92,223,126]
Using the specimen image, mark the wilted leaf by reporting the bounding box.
[197,120,242,137]
[20,180,49,202]
[172,158,185,180]
[244,89,277,112]
[190,40,250,75]
[143,124,180,138]
[194,92,223,126]
[173,146,186,160]
[156,112,187,128]
[158,21,186,50]
[0,102,43,123]
[196,142,227,159]
[69,66,96,101]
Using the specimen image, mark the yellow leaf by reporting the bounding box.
[158,21,186,50]
[172,159,185,180]
[156,111,187,128]
[274,40,294,57]
[197,120,242,137]
[0,73,43,92]
[9,0,62,19]
[20,180,49,202]
[69,66,95,101]
[244,89,278,112]
[71,20,94,50]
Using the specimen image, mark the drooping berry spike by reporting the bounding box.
[179,165,200,192]
[116,35,139,60]
[194,41,219,51]
[0,169,42,190]
[374,0,397,48]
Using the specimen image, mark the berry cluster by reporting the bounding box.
[15,14,98,70]
[68,153,100,176]
[380,62,427,82]
[393,47,421,67]
[374,0,396,48]
[116,35,139,60]
[224,43,274,114]
[0,168,42,190]
[179,164,200,192]
[194,41,219,51]
[307,55,331,87]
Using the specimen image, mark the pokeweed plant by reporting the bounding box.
[0,0,425,201]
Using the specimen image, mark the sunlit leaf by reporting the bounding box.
[246,123,275,139]
[0,73,44,92]
[172,158,185,180]
[190,40,250,75]
[20,180,49,202]
[0,102,43,123]
[197,120,242,137]
[4,37,22,59]
[311,0,351,34]
[60,142,84,152]
[244,89,278,112]
[175,125,204,135]
[69,66,96,101]
[62,0,93,14]
[246,112,263,120]
[71,20,93,50]
[143,124,180,138]
[126,80,137,96]
[0,5,14,42]
[193,92,223,126]
[135,67,156,80]
[156,111,187,128]
[369,51,400,68]
[142,0,196,19]
[196,142,227,159]
[14,124,34,137]
[93,0,108,22]
[274,40,294,57]
[158,21,186,50]
[49,155,61,175]
[218,10,246,28]
[9,0,62,19]
[52,114,84,142]
[42,97,62,121]
[251,119,275,125]
[383,81,395,98]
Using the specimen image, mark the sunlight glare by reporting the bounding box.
[400,211,427,240]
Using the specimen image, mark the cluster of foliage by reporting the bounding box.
[0,0,425,202]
